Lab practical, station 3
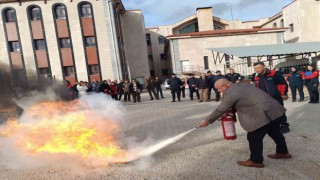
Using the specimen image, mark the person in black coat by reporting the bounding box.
[168,73,182,102]
[226,69,244,83]
[187,74,200,100]
[154,76,164,98]
[212,70,226,101]
[207,71,215,100]
[285,67,304,102]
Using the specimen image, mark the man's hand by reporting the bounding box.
[281,95,289,100]
[198,120,209,128]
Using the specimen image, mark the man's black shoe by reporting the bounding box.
[280,126,290,134]
[172,100,175,102]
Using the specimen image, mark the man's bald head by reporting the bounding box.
[214,79,232,93]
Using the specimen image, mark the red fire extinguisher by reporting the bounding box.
[221,109,237,140]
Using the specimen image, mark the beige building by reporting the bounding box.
[0,0,149,86]
[147,0,320,77]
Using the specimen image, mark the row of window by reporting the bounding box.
[146,33,166,46]
[148,54,167,61]
[4,4,93,23]
[63,64,99,76]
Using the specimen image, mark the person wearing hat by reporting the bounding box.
[285,66,304,102]
[212,70,226,101]
[302,64,319,103]
[168,73,183,102]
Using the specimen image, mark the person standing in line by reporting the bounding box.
[198,79,291,168]
[117,80,124,101]
[206,71,214,100]
[154,76,164,98]
[253,62,290,134]
[196,73,209,102]
[145,76,159,100]
[90,78,100,93]
[168,73,182,102]
[109,81,118,100]
[181,78,186,98]
[123,79,131,102]
[226,69,244,83]
[129,79,142,103]
[187,74,199,100]
[76,81,88,97]
[285,67,304,102]
[212,70,226,101]
[302,64,319,103]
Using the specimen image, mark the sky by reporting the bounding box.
[122,0,294,28]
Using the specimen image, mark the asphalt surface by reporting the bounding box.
[0,90,319,180]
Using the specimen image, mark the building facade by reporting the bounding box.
[147,0,320,77]
[0,0,149,86]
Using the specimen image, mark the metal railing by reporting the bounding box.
[181,65,205,75]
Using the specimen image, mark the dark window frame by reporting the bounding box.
[5,9,16,22]
[160,53,167,60]
[9,41,21,52]
[204,56,209,70]
[158,36,165,44]
[80,4,92,18]
[30,7,41,21]
[60,38,71,48]
[289,23,294,32]
[161,69,169,76]
[55,5,66,19]
[64,66,75,77]
[34,40,46,50]
[88,64,100,75]
[85,37,96,47]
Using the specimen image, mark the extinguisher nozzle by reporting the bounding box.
[195,126,200,129]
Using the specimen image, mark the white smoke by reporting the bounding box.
[0,90,193,172]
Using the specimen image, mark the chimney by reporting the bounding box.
[196,7,214,32]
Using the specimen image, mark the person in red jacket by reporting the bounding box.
[302,64,319,103]
[108,81,118,100]
[253,62,290,134]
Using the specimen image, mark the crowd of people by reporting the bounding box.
[60,63,319,110]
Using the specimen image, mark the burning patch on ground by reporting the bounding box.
[0,94,129,169]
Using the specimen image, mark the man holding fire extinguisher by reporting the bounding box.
[198,79,291,168]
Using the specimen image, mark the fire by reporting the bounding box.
[0,100,128,166]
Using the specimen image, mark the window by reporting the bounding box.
[64,66,75,76]
[88,65,100,75]
[289,23,294,32]
[85,37,96,47]
[280,19,284,28]
[146,33,151,46]
[162,69,169,76]
[178,22,199,34]
[55,5,66,19]
[80,4,92,18]
[5,9,16,22]
[39,68,50,75]
[158,36,165,44]
[204,56,209,70]
[60,38,71,48]
[9,42,20,52]
[148,55,153,61]
[34,40,46,50]
[214,25,222,30]
[30,7,41,21]
[273,23,277,28]
[160,53,167,60]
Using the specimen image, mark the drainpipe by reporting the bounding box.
[169,39,176,74]
[107,0,121,80]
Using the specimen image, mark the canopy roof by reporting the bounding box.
[207,41,320,58]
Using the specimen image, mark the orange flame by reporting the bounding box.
[0,101,128,165]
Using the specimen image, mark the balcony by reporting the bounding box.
[181,65,204,76]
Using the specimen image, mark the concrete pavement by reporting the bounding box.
[0,89,319,180]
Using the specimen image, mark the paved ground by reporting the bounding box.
[0,89,320,180]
